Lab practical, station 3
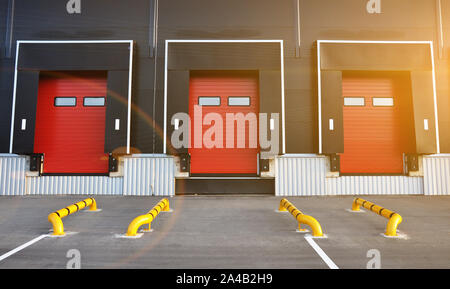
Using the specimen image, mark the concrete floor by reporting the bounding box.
[0,195,448,269]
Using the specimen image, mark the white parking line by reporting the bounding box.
[304,235,339,269]
[0,234,49,262]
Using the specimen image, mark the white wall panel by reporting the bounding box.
[26,176,123,195]
[0,156,27,195]
[423,155,450,195]
[123,155,175,196]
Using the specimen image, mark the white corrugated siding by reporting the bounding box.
[275,155,327,196]
[2,155,448,196]
[0,156,27,196]
[123,155,175,196]
[423,155,450,195]
[276,155,425,196]
[326,176,423,195]
[26,176,123,195]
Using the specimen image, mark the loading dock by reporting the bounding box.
[318,41,440,175]
[34,71,108,174]
[165,40,284,193]
[9,41,134,175]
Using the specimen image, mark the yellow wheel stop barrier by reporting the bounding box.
[48,198,98,236]
[278,198,324,237]
[126,198,171,237]
[351,197,403,237]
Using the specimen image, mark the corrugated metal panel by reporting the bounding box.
[326,176,423,195]
[423,155,450,195]
[0,156,27,196]
[123,155,175,196]
[276,155,424,196]
[27,176,123,195]
[275,155,327,196]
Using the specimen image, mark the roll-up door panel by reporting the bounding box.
[189,71,259,175]
[34,71,108,174]
[341,71,416,174]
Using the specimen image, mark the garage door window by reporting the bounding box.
[198,96,221,106]
[228,96,251,106]
[54,97,77,107]
[373,97,394,106]
[344,97,365,106]
[84,97,106,107]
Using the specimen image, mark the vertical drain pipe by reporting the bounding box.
[436,0,444,59]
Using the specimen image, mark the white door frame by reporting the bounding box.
[316,40,440,154]
[163,39,286,155]
[9,40,134,154]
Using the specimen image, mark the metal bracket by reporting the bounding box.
[179,153,190,173]
[328,154,340,172]
[109,154,119,173]
[405,153,419,172]
[29,153,43,174]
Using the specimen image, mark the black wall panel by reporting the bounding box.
[259,70,283,155]
[166,70,190,154]
[0,0,14,152]
[12,70,39,154]
[320,43,432,71]
[168,43,281,71]
[320,70,344,154]
[105,70,130,154]
[0,59,14,153]
[18,43,130,71]
[410,71,438,153]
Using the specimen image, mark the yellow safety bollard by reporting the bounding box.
[351,197,403,237]
[278,198,324,237]
[126,198,171,237]
[48,198,98,236]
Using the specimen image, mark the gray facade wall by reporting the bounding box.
[0,0,449,154]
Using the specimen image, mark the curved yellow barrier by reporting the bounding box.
[352,197,403,237]
[279,198,324,237]
[126,198,170,237]
[48,198,98,236]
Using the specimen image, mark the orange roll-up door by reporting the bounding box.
[341,71,416,174]
[34,71,108,174]
[189,71,259,175]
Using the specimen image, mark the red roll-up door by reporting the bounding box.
[341,71,416,174]
[188,71,259,175]
[34,71,108,174]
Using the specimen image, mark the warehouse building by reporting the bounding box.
[0,0,449,196]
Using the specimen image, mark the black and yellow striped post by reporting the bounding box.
[126,198,171,237]
[351,197,403,236]
[48,198,98,236]
[278,198,324,237]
